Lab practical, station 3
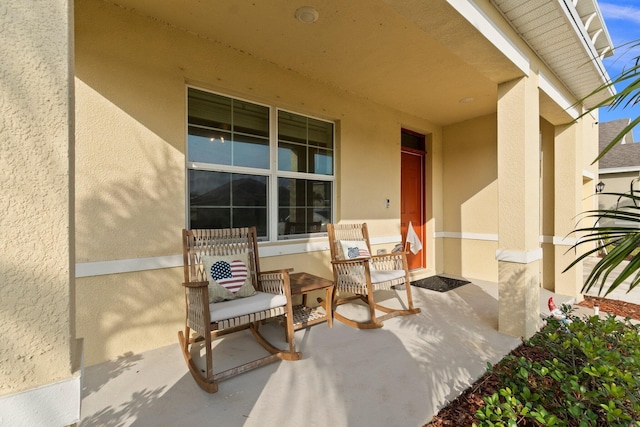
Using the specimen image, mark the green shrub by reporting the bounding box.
[474,308,640,426]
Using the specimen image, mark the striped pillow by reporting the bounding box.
[202,253,256,303]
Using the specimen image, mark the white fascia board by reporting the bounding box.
[600,166,640,175]
[539,72,580,119]
[558,0,610,84]
[447,0,530,75]
[582,169,596,180]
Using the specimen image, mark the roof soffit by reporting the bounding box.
[490,0,614,108]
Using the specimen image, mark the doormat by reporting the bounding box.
[410,275,470,293]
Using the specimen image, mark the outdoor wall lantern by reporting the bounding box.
[596,181,605,193]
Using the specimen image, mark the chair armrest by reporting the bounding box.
[257,270,292,296]
[370,252,407,271]
[259,268,294,275]
[182,281,208,288]
[371,253,404,261]
[331,258,369,266]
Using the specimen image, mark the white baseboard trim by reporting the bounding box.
[0,374,81,427]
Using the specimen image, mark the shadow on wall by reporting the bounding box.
[74,0,193,366]
[74,152,185,365]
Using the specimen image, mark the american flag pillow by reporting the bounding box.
[202,253,256,302]
[210,259,248,293]
[339,240,371,259]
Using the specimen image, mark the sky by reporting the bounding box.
[597,1,640,140]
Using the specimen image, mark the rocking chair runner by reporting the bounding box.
[326,223,421,329]
[178,227,301,393]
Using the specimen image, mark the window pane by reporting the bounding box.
[233,100,269,137]
[233,208,267,237]
[188,89,270,168]
[278,177,331,238]
[189,170,268,237]
[278,143,307,172]
[309,147,333,175]
[188,88,231,129]
[278,112,307,144]
[190,169,231,206]
[278,111,333,174]
[232,174,267,207]
[190,207,231,229]
[187,126,232,164]
[308,181,331,207]
[308,117,333,148]
[233,134,270,169]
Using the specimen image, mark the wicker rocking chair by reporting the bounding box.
[179,227,301,393]
[326,223,421,329]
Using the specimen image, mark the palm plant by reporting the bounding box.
[564,40,640,295]
[565,192,640,295]
[585,40,640,164]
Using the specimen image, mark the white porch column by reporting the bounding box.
[0,0,81,425]
[496,76,541,339]
[553,123,583,298]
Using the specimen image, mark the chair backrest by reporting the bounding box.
[327,223,372,261]
[182,227,262,291]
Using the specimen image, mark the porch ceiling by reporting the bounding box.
[107,0,611,125]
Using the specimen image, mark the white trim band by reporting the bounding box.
[496,248,543,263]
[582,169,596,180]
[76,254,184,278]
[76,235,403,278]
[435,231,498,241]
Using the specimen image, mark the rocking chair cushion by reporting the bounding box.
[339,240,371,260]
[202,253,257,303]
[209,291,287,323]
[370,269,406,284]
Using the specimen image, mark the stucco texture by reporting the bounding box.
[1,0,74,395]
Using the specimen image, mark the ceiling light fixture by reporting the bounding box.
[295,6,319,24]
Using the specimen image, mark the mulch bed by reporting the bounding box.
[424,296,640,427]
[577,295,640,320]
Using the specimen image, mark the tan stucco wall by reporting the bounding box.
[75,0,440,365]
[1,0,75,395]
[599,171,640,210]
[441,115,498,280]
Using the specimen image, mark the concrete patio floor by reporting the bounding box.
[79,272,588,427]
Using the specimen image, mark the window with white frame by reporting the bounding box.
[187,87,334,240]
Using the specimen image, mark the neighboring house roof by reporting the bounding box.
[598,118,640,171]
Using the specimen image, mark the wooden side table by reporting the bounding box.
[289,272,334,330]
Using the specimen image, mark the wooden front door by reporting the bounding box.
[401,147,425,270]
